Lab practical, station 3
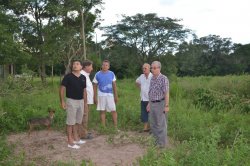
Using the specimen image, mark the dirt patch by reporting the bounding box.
[7,130,149,166]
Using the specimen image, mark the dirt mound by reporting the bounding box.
[7,130,148,166]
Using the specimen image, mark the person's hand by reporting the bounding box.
[146,104,150,112]
[164,106,169,113]
[61,101,67,110]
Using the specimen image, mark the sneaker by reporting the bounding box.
[73,139,86,145]
[68,144,80,149]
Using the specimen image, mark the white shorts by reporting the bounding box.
[97,96,116,112]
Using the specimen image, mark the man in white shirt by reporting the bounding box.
[136,63,152,132]
[79,60,94,139]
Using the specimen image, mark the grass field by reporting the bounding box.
[0,75,249,165]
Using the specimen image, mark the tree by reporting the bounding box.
[102,13,191,64]
[1,0,103,82]
[232,43,250,73]
[101,43,140,79]
[176,41,204,76]
[197,35,235,75]
[176,35,235,76]
[0,8,29,67]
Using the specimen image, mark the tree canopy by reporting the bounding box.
[102,13,191,63]
[0,8,249,79]
[0,8,29,65]
[0,0,103,82]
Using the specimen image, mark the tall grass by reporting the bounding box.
[0,75,249,165]
[178,75,250,97]
[139,75,250,165]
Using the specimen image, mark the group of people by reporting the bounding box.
[59,60,118,149]
[136,61,169,147]
[59,59,169,149]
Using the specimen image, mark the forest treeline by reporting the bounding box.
[0,1,249,81]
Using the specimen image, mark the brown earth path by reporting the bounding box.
[7,130,151,166]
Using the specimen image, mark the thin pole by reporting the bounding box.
[81,10,86,60]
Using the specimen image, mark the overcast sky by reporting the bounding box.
[95,0,250,44]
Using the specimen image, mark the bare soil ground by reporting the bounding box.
[7,130,150,166]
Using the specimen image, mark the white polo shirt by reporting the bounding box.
[136,73,152,101]
[80,70,94,104]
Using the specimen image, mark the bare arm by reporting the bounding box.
[135,77,141,89]
[164,91,170,112]
[146,103,150,112]
[93,83,98,104]
[83,88,88,110]
[113,81,118,103]
[59,86,66,109]
[136,82,141,89]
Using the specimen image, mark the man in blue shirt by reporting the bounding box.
[93,60,118,128]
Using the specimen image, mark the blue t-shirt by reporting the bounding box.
[93,70,116,95]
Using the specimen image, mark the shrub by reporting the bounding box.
[193,88,249,113]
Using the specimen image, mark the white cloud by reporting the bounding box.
[95,0,250,44]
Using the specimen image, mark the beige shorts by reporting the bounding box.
[97,96,116,112]
[66,98,84,125]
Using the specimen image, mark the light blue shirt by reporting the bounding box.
[93,70,116,96]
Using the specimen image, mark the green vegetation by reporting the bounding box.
[1,1,249,165]
[0,75,249,165]
[140,75,250,165]
[1,2,250,81]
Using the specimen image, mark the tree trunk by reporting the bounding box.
[65,55,74,74]
[51,64,54,84]
[10,64,14,75]
[40,62,46,83]
[65,61,71,75]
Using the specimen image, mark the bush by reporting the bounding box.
[139,127,249,166]
[192,88,250,113]
[0,75,33,97]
